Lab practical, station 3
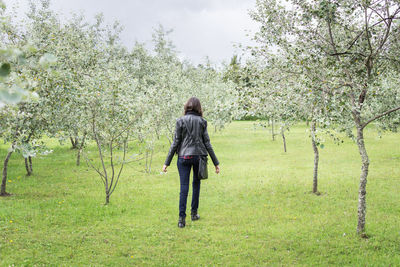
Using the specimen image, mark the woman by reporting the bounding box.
[162,97,220,228]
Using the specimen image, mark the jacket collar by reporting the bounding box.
[186,111,201,116]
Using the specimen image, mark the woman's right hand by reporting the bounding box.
[215,165,220,174]
[162,165,168,172]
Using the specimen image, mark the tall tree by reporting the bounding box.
[251,0,400,234]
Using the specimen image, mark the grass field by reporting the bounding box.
[1,121,399,266]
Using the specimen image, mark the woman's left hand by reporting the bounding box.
[215,165,220,174]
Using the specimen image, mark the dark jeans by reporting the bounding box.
[177,156,201,218]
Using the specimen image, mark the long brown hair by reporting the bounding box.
[184,97,203,117]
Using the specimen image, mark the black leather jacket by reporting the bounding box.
[164,112,219,166]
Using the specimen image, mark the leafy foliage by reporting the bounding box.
[0,0,236,202]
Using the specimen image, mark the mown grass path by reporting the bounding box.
[1,121,399,266]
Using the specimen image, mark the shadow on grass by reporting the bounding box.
[306,191,324,196]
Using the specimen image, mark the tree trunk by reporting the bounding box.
[25,158,32,176]
[105,192,110,205]
[166,135,172,146]
[29,156,33,174]
[145,148,155,173]
[145,150,149,173]
[1,150,13,196]
[166,124,174,145]
[356,127,369,235]
[149,148,154,173]
[281,128,287,152]
[271,119,275,141]
[76,133,86,166]
[70,136,79,149]
[311,122,319,194]
[76,149,81,166]
[70,136,76,149]
[155,128,160,140]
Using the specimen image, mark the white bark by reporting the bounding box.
[311,122,319,194]
[356,127,369,234]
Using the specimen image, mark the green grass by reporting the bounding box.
[1,121,399,266]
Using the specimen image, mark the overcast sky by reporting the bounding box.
[4,0,259,65]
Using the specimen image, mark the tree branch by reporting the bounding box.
[361,106,400,129]
[364,6,374,56]
[91,108,108,191]
[109,137,128,196]
[369,6,389,27]
[109,139,115,191]
[329,52,367,58]
[83,154,106,185]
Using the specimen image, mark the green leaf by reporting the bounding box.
[0,63,11,77]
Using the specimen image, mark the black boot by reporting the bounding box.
[178,217,186,228]
[191,211,200,221]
